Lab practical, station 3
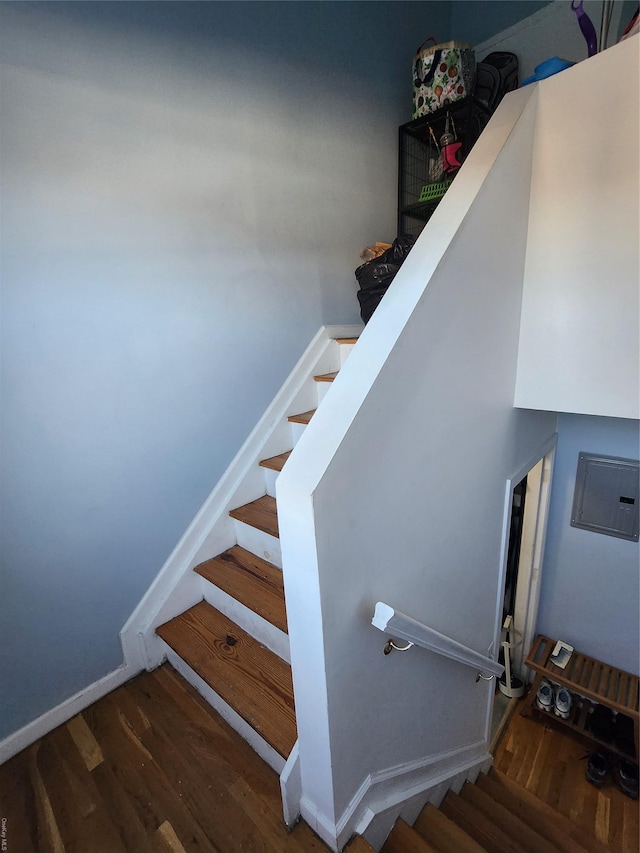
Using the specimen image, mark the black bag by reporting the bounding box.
[474,52,518,114]
[355,236,416,324]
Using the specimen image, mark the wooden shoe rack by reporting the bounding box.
[522,634,639,761]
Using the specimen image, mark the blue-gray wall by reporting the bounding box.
[538,415,640,674]
[0,0,452,741]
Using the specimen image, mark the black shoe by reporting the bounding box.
[588,704,615,742]
[586,750,613,788]
[613,760,639,799]
[613,712,636,759]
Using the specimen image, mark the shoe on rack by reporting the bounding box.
[554,685,572,720]
[613,759,639,799]
[585,750,613,788]
[613,712,636,759]
[536,679,554,712]
[588,704,615,742]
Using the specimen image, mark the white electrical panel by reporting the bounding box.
[571,453,639,541]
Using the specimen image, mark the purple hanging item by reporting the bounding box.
[571,0,598,56]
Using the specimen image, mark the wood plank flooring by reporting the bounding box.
[493,703,639,853]
[0,665,324,853]
[1,669,637,852]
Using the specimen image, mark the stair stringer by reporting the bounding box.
[120,323,363,672]
[349,744,492,852]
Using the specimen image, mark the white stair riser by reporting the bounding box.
[315,381,334,405]
[339,343,356,366]
[289,421,310,447]
[258,419,298,463]
[263,467,279,498]
[201,579,290,663]
[233,519,282,568]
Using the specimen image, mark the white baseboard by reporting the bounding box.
[0,662,140,765]
[280,740,302,827]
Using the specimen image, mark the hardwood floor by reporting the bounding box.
[0,665,326,853]
[493,701,639,853]
[1,667,637,852]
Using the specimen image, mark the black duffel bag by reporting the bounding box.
[355,236,416,324]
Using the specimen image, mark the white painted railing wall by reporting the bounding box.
[277,85,558,850]
[277,40,638,850]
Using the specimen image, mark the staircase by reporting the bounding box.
[154,334,359,778]
[139,322,615,852]
[349,767,609,853]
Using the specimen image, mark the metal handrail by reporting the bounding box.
[372,602,504,680]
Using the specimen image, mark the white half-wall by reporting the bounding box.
[515,36,639,418]
[278,84,558,850]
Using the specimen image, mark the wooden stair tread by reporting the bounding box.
[259,451,291,472]
[441,790,531,853]
[288,409,315,425]
[414,803,487,852]
[487,769,609,853]
[194,546,287,634]
[345,837,376,853]
[314,371,338,382]
[229,495,278,538]
[156,601,296,759]
[459,781,561,853]
[335,337,358,344]
[476,773,592,853]
[382,819,440,853]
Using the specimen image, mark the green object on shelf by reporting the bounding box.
[418,180,452,203]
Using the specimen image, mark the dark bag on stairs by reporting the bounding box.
[355,235,416,324]
[474,51,519,114]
